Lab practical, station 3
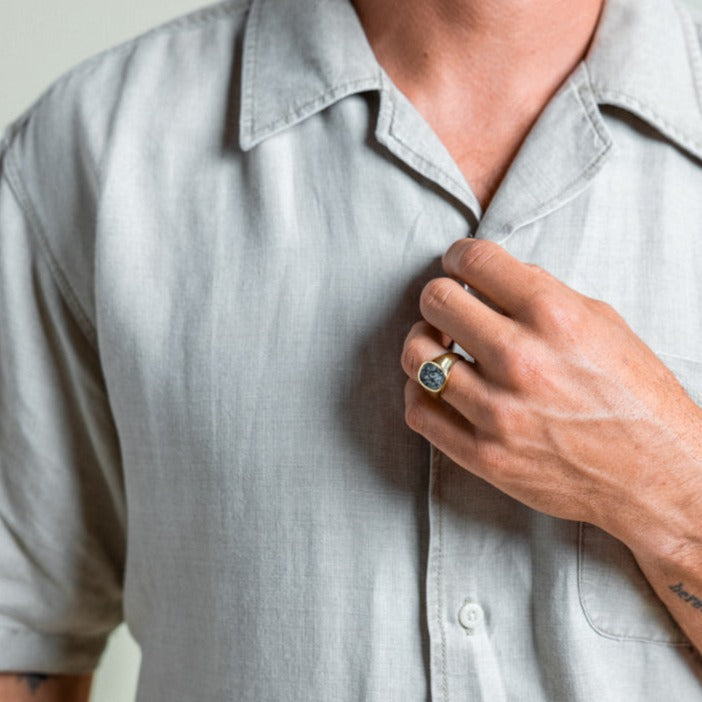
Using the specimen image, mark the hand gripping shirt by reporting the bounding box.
[2,0,702,699]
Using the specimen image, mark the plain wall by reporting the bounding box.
[2,0,702,700]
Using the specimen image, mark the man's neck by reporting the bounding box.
[352,0,604,122]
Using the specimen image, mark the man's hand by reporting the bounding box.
[401,237,702,649]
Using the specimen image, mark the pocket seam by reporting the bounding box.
[577,522,691,646]
[577,350,701,646]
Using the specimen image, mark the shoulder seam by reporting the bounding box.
[2,148,99,350]
[0,0,253,352]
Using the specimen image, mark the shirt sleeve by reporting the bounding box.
[0,129,126,673]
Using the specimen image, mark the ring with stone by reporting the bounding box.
[417,352,463,396]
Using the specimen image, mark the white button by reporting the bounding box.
[458,600,484,634]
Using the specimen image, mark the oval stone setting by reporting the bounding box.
[418,362,446,391]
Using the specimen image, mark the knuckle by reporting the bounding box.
[519,268,562,315]
[401,338,425,376]
[523,283,554,314]
[404,399,425,433]
[420,277,457,316]
[524,262,553,280]
[500,339,542,388]
[410,319,430,335]
[531,290,582,333]
[589,297,619,320]
[457,239,499,275]
[545,298,576,328]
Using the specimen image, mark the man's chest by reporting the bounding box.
[432,116,539,212]
[97,116,702,689]
[96,144,702,449]
[92,89,702,507]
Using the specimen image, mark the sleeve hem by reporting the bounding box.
[0,625,110,674]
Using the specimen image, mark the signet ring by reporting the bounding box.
[417,352,463,396]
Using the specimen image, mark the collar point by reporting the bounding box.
[238,113,267,152]
[238,130,257,152]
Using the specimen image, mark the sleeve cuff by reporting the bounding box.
[0,625,109,674]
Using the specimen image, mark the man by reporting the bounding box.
[1,0,701,699]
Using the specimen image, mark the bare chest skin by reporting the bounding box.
[420,102,538,211]
[442,126,526,211]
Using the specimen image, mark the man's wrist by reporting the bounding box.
[596,410,702,569]
[621,455,702,571]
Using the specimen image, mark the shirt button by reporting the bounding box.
[458,600,484,635]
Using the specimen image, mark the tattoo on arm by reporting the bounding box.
[16,673,50,693]
[670,582,702,611]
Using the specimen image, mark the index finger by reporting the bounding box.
[442,238,544,318]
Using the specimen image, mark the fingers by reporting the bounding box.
[441,237,551,319]
[418,276,518,371]
[404,378,506,485]
[401,320,500,431]
[404,376,477,453]
[403,319,454,350]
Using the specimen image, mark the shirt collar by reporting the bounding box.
[585,0,702,161]
[239,0,380,150]
[239,0,702,160]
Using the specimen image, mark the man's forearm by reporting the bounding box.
[0,673,92,701]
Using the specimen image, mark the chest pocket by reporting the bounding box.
[578,352,702,645]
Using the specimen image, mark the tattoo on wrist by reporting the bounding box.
[669,582,702,610]
[16,673,50,693]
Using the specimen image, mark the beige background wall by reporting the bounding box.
[2,0,702,700]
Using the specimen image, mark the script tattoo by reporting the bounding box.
[669,582,702,611]
[16,673,50,693]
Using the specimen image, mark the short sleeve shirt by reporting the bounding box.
[2,0,702,699]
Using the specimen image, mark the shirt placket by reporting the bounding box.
[372,61,613,701]
[427,445,511,702]
[374,79,506,701]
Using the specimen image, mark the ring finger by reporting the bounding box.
[401,320,496,431]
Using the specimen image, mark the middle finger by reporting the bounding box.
[419,277,516,374]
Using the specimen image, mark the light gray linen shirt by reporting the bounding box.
[2,0,702,699]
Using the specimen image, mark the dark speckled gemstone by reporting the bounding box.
[419,362,445,391]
